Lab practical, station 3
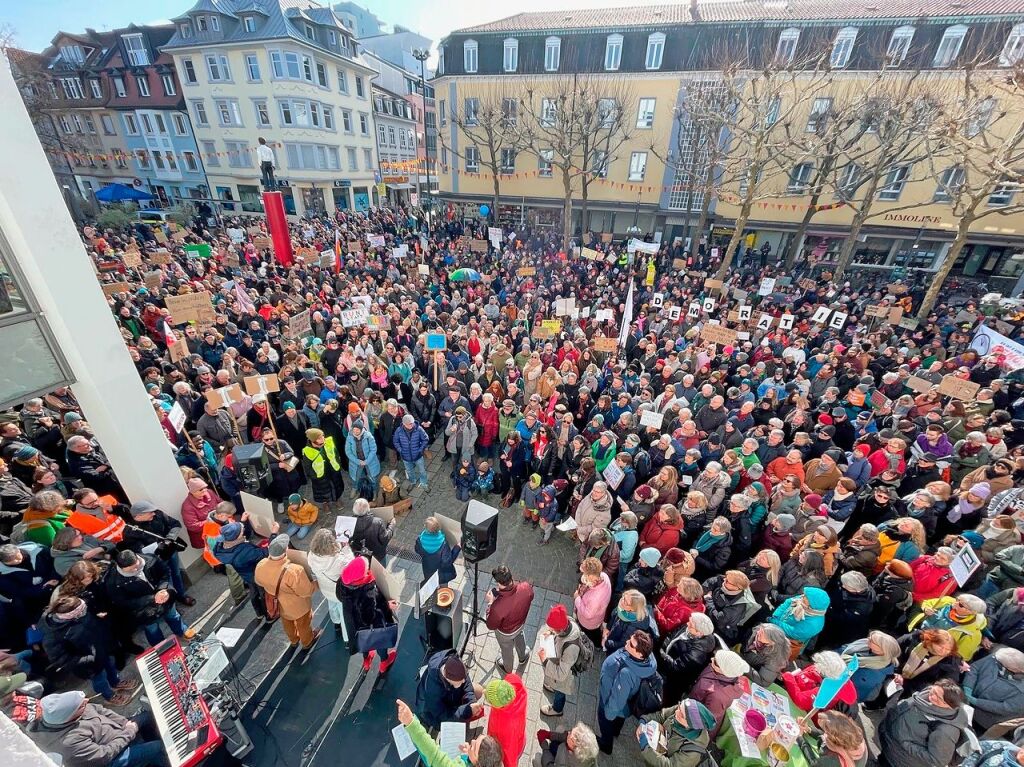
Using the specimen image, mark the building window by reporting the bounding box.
[183,151,199,171]
[135,150,150,170]
[89,79,102,99]
[182,58,197,84]
[341,109,352,132]
[636,98,655,129]
[210,15,220,32]
[837,163,861,199]
[598,99,618,128]
[502,98,517,127]
[123,113,139,134]
[114,152,127,169]
[139,113,153,133]
[933,165,964,202]
[160,74,176,96]
[539,148,553,177]
[316,62,328,88]
[60,77,83,99]
[439,98,447,125]
[437,45,445,75]
[1003,23,1024,66]
[503,38,518,72]
[57,115,71,134]
[830,27,858,68]
[967,97,996,138]
[133,76,149,97]
[628,151,647,181]
[355,75,364,97]
[216,99,242,126]
[500,148,516,174]
[179,23,192,39]
[172,113,188,135]
[206,54,230,81]
[245,54,260,81]
[284,142,341,171]
[541,98,557,127]
[122,33,149,66]
[59,44,85,64]
[84,116,96,134]
[100,114,115,135]
[323,107,333,129]
[192,100,209,126]
[878,164,910,200]
[464,40,478,73]
[989,180,1019,207]
[387,126,396,145]
[645,33,665,70]
[196,16,208,32]
[203,141,219,166]
[302,55,314,82]
[776,28,800,64]
[243,16,256,33]
[255,101,271,127]
[328,30,337,47]
[604,34,623,71]
[304,24,315,41]
[545,37,561,72]
[787,162,814,193]
[110,76,125,98]
[591,150,608,178]
[934,25,967,67]
[347,147,357,169]
[806,98,832,132]
[364,148,372,169]
[378,124,387,144]
[465,98,479,125]
[337,68,348,93]
[225,141,252,168]
[888,26,915,66]
[71,114,84,133]
[359,113,369,134]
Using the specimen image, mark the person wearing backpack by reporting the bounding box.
[538,605,587,718]
[597,630,658,755]
[878,680,971,767]
[636,697,717,767]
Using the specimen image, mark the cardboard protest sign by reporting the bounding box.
[907,376,934,394]
[205,383,244,409]
[244,375,281,396]
[938,375,980,401]
[143,271,162,290]
[580,247,602,261]
[700,324,738,347]
[799,278,817,290]
[165,291,216,324]
[340,305,370,328]
[600,232,613,243]
[469,239,489,252]
[253,235,272,250]
[593,337,619,352]
[122,250,143,268]
[148,250,173,265]
[288,310,312,339]
[168,337,190,363]
[517,267,536,277]
[171,230,188,243]
[705,279,725,293]
[898,317,920,330]
[347,240,363,254]
[864,305,889,318]
[639,410,664,429]
[101,281,131,297]
[887,307,905,325]
[153,229,168,245]
[672,258,686,270]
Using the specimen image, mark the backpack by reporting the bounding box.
[678,741,719,767]
[568,632,596,675]
[356,470,376,501]
[925,715,979,767]
[629,669,665,718]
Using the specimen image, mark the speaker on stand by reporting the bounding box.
[458,501,499,665]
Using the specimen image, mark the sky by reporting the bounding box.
[3,0,671,56]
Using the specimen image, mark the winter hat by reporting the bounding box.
[886,559,913,579]
[13,445,38,461]
[63,412,83,424]
[442,656,467,683]
[282,401,296,410]
[804,494,824,512]
[969,482,992,500]
[341,555,372,586]
[664,548,688,565]
[634,484,655,501]
[187,478,208,492]
[484,679,515,708]
[959,530,984,549]
[41,691,86,726]
[348,403,361,414]
[129,501,157,517]
[546,604,570,632]
[288,493,302,505]
[639,547,662,567]
[853,444,871,457]
[992,515,1017,531]
[713,650,750,678]
[268,534,290,558]
[773,514,796,531]
[305,428,325,442]
[677,698,716,732]
[220,522,242,542]
[552,479,569,493]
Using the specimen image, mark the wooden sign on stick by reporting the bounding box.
[700,324,738,347]
[244,374,281,396]
[205,383,244,409]
[593,337,619,352]
[165,291,216,324]
[938,375,980,401]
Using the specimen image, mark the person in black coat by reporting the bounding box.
[496,433,530,504]
[349,498,395,563]
[622,548,665,604]
[105,550,193,647]
[703,571,756,646]
[691,518,733,581]
[274,403,310,455]
[336,554,399,672]
[256,431,304,506]
[0,542,58,624]
[895,629,963,698]
[414,649,481,729]
[658,613,716,705]
[870,560,915,632]
[121,501,196,607]
[41,596,128,703]
[821,572,876,647]
[602,589,659,654]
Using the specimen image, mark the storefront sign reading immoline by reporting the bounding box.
[883,213,943,225]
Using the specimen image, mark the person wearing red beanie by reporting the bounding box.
[538,604,585,718]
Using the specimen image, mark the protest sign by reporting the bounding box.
[122,250,143,268]
[799,278,817,290]
[700,324,738,347]
[367,235,386,248]
[165,291,216,324]
[864,305,889,318]
[554,298,575,316]
[288,310,312,339]
[184,243,212,259]
[143,271,162,290]
[581,247,602,261]
[779,314,795,330]
[672,258,686,270]
[705,278,725,292]
[153,229,168,244]
[340,305,370,328]
[756,313,774,330]
[593,337,619,352]
[938,375,981,401]
[972,323,1024,371]
[205,383,244,409]
[906,376,934,394]
[829,311,848,329]
[667,306,681,321]
[639,410,664,429]
[887,307,905,325]
[898,317,920,330]
[253,235,272,250]
[951,544,982,587]
[650,293,664,308]
[148,250,173,265]
[738,305,752,321]
[601,232,613,243]
[688,301,701,319]
[100,281,131,297]
[347,240,363,254]
[541,319,562,334]
[733,289,749,302]
[425,333,447,351]
[168,337,190,363]
[602,460,625,489]
[811,305,832,324]
[469,238,489,252]
[702,297,716,313]
[758,277,776,296]
[517,267,536,277]
[168,402,187,434]
[244,375,281,396]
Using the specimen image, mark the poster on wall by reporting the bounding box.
[354,191,370,212]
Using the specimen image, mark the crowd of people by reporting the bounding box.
[1,200,1024,767]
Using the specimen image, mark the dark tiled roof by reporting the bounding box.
[454,0,1024,33]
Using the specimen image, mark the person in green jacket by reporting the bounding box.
[636,698,715,767]
[396,699,503,767]
[21,489,71,546]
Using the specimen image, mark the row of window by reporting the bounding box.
[188,96,371,136]
[377,124,417,150]
[449,22,1024,74]
[56,110,189,139]
[53,72,176,101]
[784,161,1017,206]
[176,13,351,57]
[178,50,366,98]
[200,140,374,173]
[446,96,657,130]
[133,148,200,174]
[374,94,414,120]
[460,146,649,181]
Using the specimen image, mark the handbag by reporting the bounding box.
[356,623,398,654]
[264,565,287,621]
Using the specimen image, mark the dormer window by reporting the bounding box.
[503,38,518,72]
[196,16,207,32]
[122,34,149,66]
[933,25,967,68]
[464,40,478,73]
[328,30,337,47]
[210,15,220,32]
[179,23,192,39]
[830,27,858,68]
[243,16,256,33]
[305,24,316,41]
[59,45,85,65]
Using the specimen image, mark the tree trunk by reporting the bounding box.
[917,216,972,319]
[580,178,590,237]
[561,170,574,252]
[785,194,821,271]
[833,172,882,280]
[715,199,753,280]
[692,184,714,256]
[491,173,500,224]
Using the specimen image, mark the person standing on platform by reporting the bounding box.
[257,138,276,191]
[485,564,535,674]
[337,554,399,673]
[254,534,322,651]
[301,427,345,512]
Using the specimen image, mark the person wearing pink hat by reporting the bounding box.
[179,477,221,549]
[337,554,399,673]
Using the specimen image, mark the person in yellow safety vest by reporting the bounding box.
[301,428,346,510]
[65,488,126,543]
[617,251,628,268]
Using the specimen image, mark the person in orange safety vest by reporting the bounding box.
[65,489,126,543]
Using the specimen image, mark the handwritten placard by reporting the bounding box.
[700,324,738,347]
[288,310,312,338]
[593,337,619,352]
[517,267,536,277]
[864,305,889,318]
[906,376,934,394]
[165,291,216,324]
[101,281,131,296]
[168,337,190,363]
[938,375,980,401]
[122,250,143,268]
[148,250,173,265]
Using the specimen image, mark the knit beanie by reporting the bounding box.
[484,679,515,708]
[305,428,325,442]
[268,534,290,558]
[774,514,796,531]
[804,494,824,512]
[639,547,662,567]
[41,691,86,726]
[341,555,372,586]
[677,698,716,732]
[546,604,570,632]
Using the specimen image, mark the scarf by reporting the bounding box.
[53,598,88,622]
[694,530,725,552]
[841,638,894,669]
[788,599,826,621]
[902,643,944,679]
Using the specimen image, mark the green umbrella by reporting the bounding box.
[449,268,482,282]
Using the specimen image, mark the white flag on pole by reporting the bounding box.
[618,279,634,349]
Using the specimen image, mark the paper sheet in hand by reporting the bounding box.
[556,516,578,532]
[439,722,466,761]
[950,543,981,586]
[539,633,557,659]
[885,679,901,698]
[602,460,625,489]
[418,571,440,608]
[240,492,275,538]
[392,724,416,760]
[141,542,160,555]
[335,516,357,540]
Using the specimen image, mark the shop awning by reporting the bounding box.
[387,183,414,190]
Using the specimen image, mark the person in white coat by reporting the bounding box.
[306,528,353,638]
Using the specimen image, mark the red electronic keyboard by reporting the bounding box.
[135,637,223,767]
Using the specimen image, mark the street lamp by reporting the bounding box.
[626,192,642,236]
[412,47,432,238]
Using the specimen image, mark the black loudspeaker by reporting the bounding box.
[424,588,463,651]
[461,500,498,563]
[232,443,268,490]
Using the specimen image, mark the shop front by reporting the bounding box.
[353,186,371,212]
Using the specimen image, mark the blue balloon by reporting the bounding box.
[479,204,490,216]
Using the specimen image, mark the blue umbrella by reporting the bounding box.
[94,183,156,202]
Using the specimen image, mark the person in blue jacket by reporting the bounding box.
[415,517,460,585]
[840,630,901,705]
[345,422,381,492]
[597,630,658,755]
[212,522,271,618]
[768,586,830,654]
[415,650,482,729]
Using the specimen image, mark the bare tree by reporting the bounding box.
[685,42,836,280]
[916,61,1024,318]
[440,85,529,220]
[517,73,635,250]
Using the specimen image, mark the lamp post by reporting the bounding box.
[626,191,642,236]
[412,47,432,238]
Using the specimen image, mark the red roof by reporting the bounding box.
[454,0,1024,33]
